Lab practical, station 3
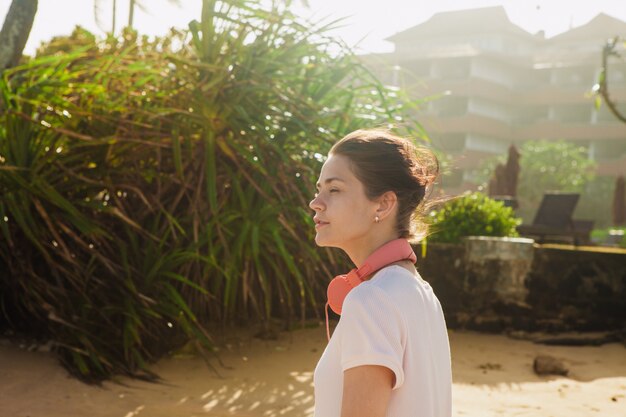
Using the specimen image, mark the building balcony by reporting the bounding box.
[420,114,513,139]
[515,119,626,141]
[451,149,499,169]
[410,76,518,103]
[406,74,626,106]
[596,154,626,176]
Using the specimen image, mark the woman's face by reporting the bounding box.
[309,154,379,251]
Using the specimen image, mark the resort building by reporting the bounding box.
[361,6,626,194]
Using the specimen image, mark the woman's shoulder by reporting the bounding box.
[347,265,434,313]
[369,265,426,289]
[345,266,416,304]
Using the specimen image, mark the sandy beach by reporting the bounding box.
[1,326,625,417]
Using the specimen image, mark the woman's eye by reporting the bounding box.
[329,189,339,193]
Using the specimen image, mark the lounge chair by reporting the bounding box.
[517,193,594,245]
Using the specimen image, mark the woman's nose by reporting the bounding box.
[309,194,323,211]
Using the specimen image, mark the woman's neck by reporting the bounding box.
[345,234,400,268]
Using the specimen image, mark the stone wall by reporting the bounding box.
[415,239,626,332]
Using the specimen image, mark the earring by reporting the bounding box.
[375,216,380,223]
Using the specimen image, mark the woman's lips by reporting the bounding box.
[313,219,329,229]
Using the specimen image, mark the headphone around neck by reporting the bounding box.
[324,238,417,340]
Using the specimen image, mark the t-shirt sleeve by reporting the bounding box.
[339,284,406,390]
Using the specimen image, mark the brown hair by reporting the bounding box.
[329,129,439,243]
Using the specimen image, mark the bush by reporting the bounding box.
[590,227,626,248]
[429,192,521,243]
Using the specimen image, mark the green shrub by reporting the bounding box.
[590,227,626,248]
[429,192,521,243]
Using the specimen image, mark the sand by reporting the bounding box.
[1,326,625,417]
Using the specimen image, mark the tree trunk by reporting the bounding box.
[0,0,38,72]
[504,144,520,198]
[112,0,117,33]
[613,176,626,226]
[128,0,135,28]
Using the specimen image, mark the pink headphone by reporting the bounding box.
[324,238,417,340]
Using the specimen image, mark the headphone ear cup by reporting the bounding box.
[327,275,352,315]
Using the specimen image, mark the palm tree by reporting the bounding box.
[0,0,38,72]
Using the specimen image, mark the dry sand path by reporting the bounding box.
[1,327,625,417]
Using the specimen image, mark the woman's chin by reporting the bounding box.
[314,234,332,247]
[314,235,342,250]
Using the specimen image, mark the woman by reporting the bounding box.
[309,129,452,417]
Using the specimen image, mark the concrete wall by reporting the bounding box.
[415,239,626,332]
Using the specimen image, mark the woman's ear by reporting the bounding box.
[375,191,398,221]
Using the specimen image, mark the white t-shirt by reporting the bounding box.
[313,265,452,417]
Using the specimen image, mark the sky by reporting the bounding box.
[2,0,626,55]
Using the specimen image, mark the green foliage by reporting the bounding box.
[590,227,626,248]
[0,1,424,381]
[471,140,596,222]
[429,192,521,243]
[474,140,595,196]
[518,140,596,204]
[472,153,506,187]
